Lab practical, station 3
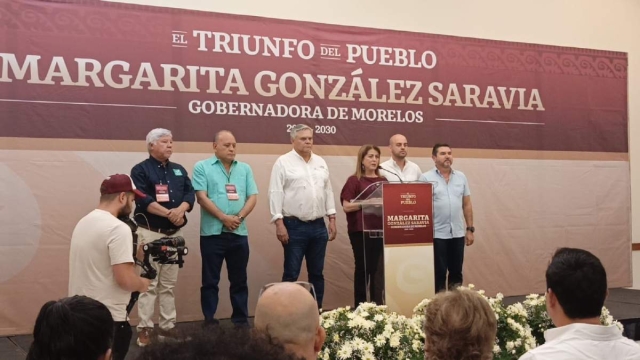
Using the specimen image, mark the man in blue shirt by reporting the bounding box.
[192,130,258,326]
[419,143,474,293]
[130,128,195,346]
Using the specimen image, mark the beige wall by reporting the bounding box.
[108,0,640,244]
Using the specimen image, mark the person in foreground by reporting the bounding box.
[423,289,497,360]
[27,295,114,360]
[135,326,302,360]
[254,282,326,360]
[68,174,150,360]
[519,248,640,360]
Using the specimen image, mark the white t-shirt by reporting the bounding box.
[379,158,422,182]
[68,209,134,322]
[269,150,336,222]
[519,323,640,360]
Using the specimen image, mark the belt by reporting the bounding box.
[283,216,323,223]
[138,223,178,236]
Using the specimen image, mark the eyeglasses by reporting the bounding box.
[258,281,320,313]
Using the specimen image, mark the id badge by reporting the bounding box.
[226,184,239,201]
[155,184,170,202]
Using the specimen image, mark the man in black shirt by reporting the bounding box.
[130,128,195,346]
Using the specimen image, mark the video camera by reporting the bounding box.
[119,216,188,314]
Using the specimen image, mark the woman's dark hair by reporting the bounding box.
[26,295,114,360]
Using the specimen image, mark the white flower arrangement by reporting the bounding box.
[318,285,623,360]
[319,303,425,360]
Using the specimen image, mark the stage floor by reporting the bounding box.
[3,288,640,360]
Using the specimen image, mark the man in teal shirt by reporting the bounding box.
[192,130,258,326]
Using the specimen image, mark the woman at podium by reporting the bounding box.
[339,144,387,307]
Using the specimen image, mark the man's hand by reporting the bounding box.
[276,221,289,245]
[328,218,337,241]
[222,215,241,231]
[167,207,186,225]
[465,231,475,246]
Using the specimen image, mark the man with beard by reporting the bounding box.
[130,128,195,346]
[419,144,474,293]
[69,174,151,360]
[379,134,422,182]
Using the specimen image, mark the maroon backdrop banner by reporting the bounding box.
[383,183,434,246]
[0,0,628,152]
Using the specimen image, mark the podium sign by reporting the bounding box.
[382,182,435,316]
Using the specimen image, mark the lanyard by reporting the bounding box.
[217,161,233,183]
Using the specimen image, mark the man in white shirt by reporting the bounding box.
[268,124,337,309]
[69,174,151,360]
[379,134,422,182]
[519,248,640,360]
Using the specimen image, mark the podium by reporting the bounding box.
[352,181,435,316]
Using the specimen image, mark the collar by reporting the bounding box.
[211,156,237,166]
[290,149,314,162]
[148,155,170,167]
[435,168,455,176]
[389,158,407,169]
[545,323,622,343]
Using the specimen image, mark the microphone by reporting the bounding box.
[378,166,404,183]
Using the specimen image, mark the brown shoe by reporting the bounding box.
[136,328,153,347]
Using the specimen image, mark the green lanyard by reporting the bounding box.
[217,161,233,183]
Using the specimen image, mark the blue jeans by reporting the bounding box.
[200,233,249,324]
[433,237,465,293]
[282,217,328,308]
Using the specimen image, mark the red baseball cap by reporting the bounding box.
[100,174,145,199]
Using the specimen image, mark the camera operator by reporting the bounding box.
[69,174,151,360]
[130,128,195,346]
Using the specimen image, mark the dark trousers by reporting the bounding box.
[434,237,465,293]
[349,232,384,307]
[282,217,328,308]
[200,233,250,325]
[112,321,132,360]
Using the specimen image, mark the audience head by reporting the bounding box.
[545,247,607,325]
[135,327,301,360]
[423,289,497,360]
[355,144,381,178]
[254,282,325,360]
[26,295,114,360]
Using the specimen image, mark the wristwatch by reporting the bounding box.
[466,226,475,233]
[238,215,244,222]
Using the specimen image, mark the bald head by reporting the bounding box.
[389,134,407,146]
[389,134,409,160]
[254,283,320,348]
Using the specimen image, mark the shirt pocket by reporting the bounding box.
[452,182,465,197]
[312,166,330,187]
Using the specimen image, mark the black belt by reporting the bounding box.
[283,216,323,223]
[138,223,178,236]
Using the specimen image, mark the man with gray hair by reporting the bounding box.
[268,124,337,310]
[130,128,195,346]
[254,282,326,360]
